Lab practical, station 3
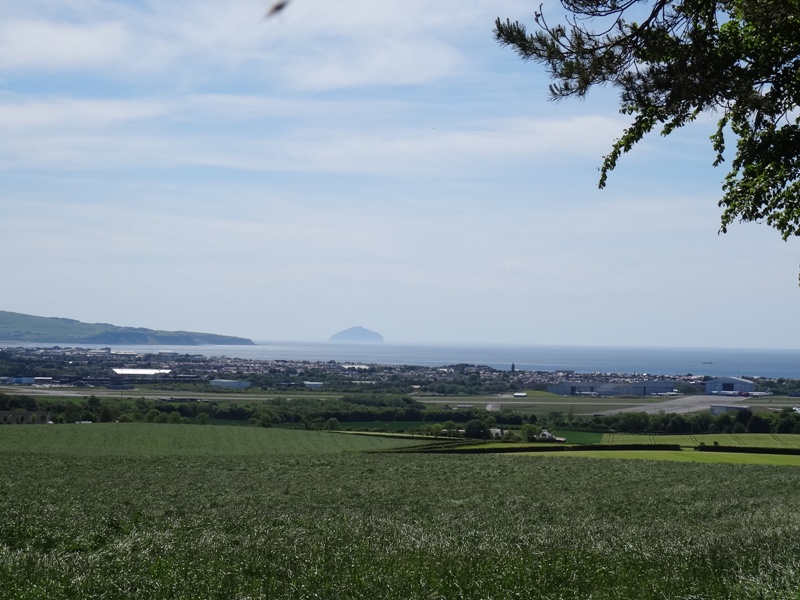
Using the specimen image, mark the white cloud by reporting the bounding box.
[0,89,623,174]
[2,0,799,348]
[0,96,168,129]
[282,38,462,90]
[0,0,532,87]
[0,20,129,70]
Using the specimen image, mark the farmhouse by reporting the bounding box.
[705,377,755,395]
[535,429,567,443]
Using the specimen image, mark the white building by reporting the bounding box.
[112,368,171,376]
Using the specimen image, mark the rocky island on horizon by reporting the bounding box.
[0,310,254,346]
[329,326,384,343]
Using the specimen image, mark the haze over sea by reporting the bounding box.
[4,342,800,379]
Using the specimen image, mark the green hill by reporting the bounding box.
[0,311,254,345]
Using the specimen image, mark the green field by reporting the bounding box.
[4,424,800,598]
[601,432,800,448]
[0,423,424,455]
[542,449,800,465]
[551,429,604,444]
[276,420,428,432]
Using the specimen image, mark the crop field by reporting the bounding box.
[0,423,424,456]
[276,420,427,432]
[601,432,800,448]
[4,425,800,599]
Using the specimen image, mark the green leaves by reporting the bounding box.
[496,0,800,250]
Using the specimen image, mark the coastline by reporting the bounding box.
[2,341,800,379]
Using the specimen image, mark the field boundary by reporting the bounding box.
[696,445,800,455]
[397,443,682,454]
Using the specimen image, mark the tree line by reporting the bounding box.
[4,391,799,436]
[0,392,522,428]
[546,408,798,436]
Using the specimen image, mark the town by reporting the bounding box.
[0,344,719,395]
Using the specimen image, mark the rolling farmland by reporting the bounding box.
[2,424,800,598]
[601,432,800,448]
[0,422,423,456]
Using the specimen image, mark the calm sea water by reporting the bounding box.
[4,341,800,378]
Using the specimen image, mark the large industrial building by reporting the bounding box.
[547,381,677,397]
[210,379,251,389]
[705,377,755,395]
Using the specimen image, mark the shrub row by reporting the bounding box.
[695,445,800,455]
[417,443,683,454]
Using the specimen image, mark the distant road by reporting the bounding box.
[424,395,763,415]
[0,386,339,402]
[2,386,791,415]
[597,395,752,415]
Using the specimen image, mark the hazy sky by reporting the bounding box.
[3,0,799,348]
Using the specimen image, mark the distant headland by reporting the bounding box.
[0,311,254,346]
[329,326,384,343]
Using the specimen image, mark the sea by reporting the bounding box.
[4,341,800,379]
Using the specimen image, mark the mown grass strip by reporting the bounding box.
[408,443,682,454]
[601,433,800,448]
[537,450,800,466]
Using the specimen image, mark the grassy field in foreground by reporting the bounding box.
[0,423,424,456]
[601,432,800,448]
[3,453,800,599]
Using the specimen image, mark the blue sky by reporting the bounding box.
[2,0,799,348]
